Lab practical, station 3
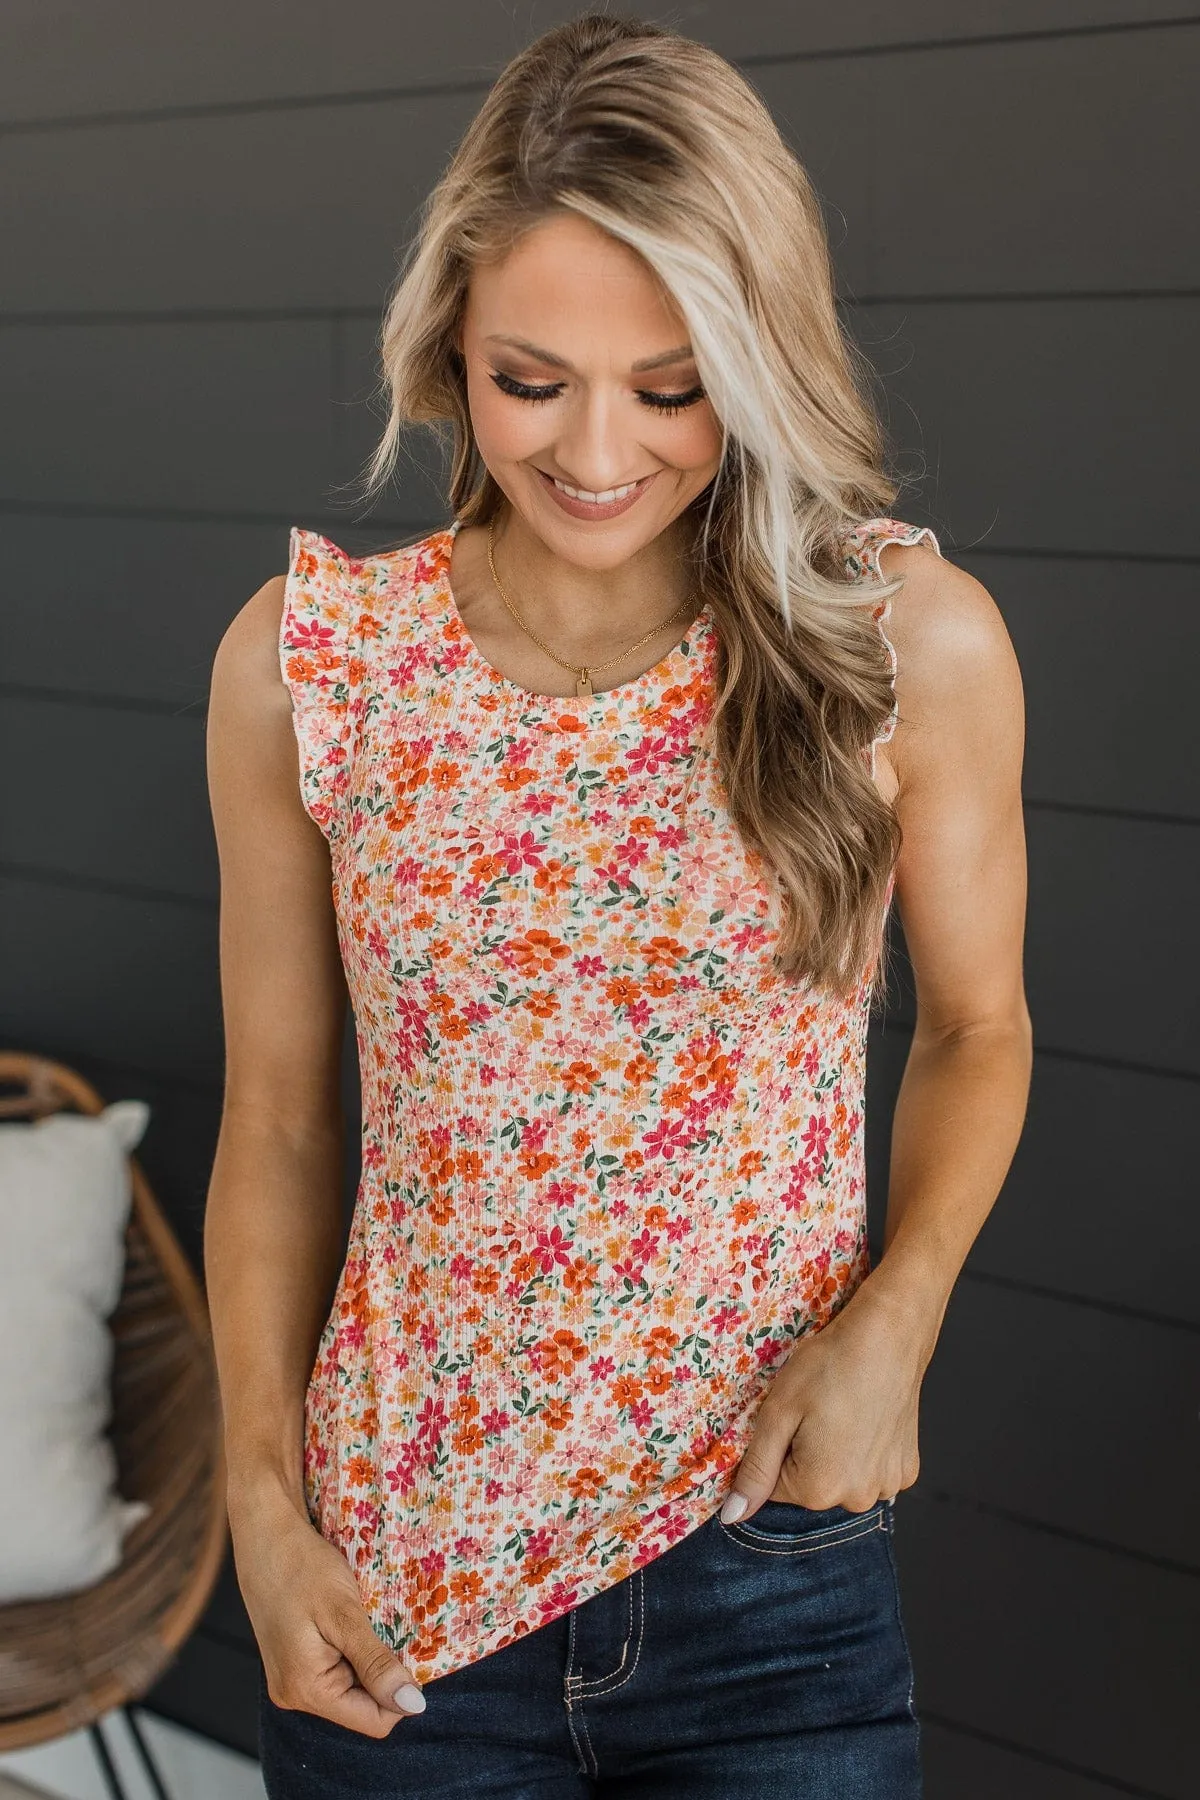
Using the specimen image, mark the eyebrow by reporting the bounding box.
[483,335,696,374]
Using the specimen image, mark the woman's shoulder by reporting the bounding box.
[211,567,293,723]
[835,513,1003,668]
[862,524,1022,789]
[870,530,1010,692]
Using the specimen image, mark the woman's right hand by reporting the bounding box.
[230,1483,427,1737]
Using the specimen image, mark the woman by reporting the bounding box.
[205,14,1031,1797]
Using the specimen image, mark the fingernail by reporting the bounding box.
[393,1683,426,1714]
[720,1491,749,1524]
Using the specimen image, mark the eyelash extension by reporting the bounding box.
[489,370,705,414]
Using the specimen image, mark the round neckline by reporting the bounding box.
[427,520,713,724]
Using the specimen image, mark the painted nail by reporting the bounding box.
[720,1491,749,1524]
[393,1683,426,1714]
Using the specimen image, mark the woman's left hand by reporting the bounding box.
[720,1276,938,1522]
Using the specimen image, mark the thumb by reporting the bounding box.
[337,1608,426,1716]
[719,1402,796,1524]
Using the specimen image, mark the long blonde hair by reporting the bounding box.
[351,12,913,1000]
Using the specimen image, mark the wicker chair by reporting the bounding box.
[0,1053,228,1799]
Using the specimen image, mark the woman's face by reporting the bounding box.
[458,211,724,569]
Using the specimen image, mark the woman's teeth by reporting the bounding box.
[552,476,643,504]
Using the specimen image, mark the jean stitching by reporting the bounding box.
[571,1688,600,1776]
[564,1603,580,1686]
[562,1607,595,1776]
[720,1506,886,1555]
[576,1568,645,1697]
[575,1566,634,1694]
[882,1506,920,1727]
[564,1690,596,1779]
[725,1503,885,1547]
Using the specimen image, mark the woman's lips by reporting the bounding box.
[536,466,658,521]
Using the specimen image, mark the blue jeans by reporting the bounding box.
[257,1497,922,1797]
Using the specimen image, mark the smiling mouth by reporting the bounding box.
[540,471,656,504]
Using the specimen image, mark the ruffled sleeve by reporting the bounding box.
[278,527,357,848]
[841,517,944,779]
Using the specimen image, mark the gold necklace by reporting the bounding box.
[486,517,697,698]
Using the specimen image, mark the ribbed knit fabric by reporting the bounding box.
[278,514,941,1684]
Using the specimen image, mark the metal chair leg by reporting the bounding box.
[87,1718,131,1800]
[122,1705,174,1800]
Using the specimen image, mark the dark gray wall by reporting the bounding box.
[2,5,1197,1793]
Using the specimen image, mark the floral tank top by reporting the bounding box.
[279,513,941,1685]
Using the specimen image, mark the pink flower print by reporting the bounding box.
[626,734,675,777]
[287,618,338,650]
[414,1395,448,1446]
[535,1226,573,1272]
[498,830,546,875]
[525,1526,554,1561]
[802,1114,832,1160]
[642,1117,695,1163]
[573,954,609,978]
[539,1580,583,1616]
[521,790,558,818]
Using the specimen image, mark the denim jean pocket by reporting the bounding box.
[718,1496,888,1555]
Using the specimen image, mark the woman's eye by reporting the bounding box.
[490,371,563,404]
[637,385,706,415]
[489,370,706,415]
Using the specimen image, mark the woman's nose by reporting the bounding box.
[551,390,642,493]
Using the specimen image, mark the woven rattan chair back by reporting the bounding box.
[0,1052,227,1748]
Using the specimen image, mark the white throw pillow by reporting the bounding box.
[0,1098,154,1603]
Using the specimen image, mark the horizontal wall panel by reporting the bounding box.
[918,1282,1200,1567]
[0,90,480,315]
[1,511,287,706]
[975,1054,1198,1323]
[964,552,1200,821]
[0,69,863,316]
[756,22,1198,295]
[0,699,215,901]
[894,1491,1199,1797]
[0,317,440,522]
[0,321,335,516]
[7,27,1190,317]
[848,296,1199,561]
[0,877,223,1082]
[0,3,1191,123]
[870,1030,1200,1324]
[883,811,1200,1073]
[921,1720,1149,1799]
[1022,810,1200,1073]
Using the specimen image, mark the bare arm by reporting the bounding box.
[863,539,1033,1351]
[204,572,348,1521]
[725,541,1033,1517]
[204,575,425,1729]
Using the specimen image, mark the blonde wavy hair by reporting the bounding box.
[351,12,914,1000]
